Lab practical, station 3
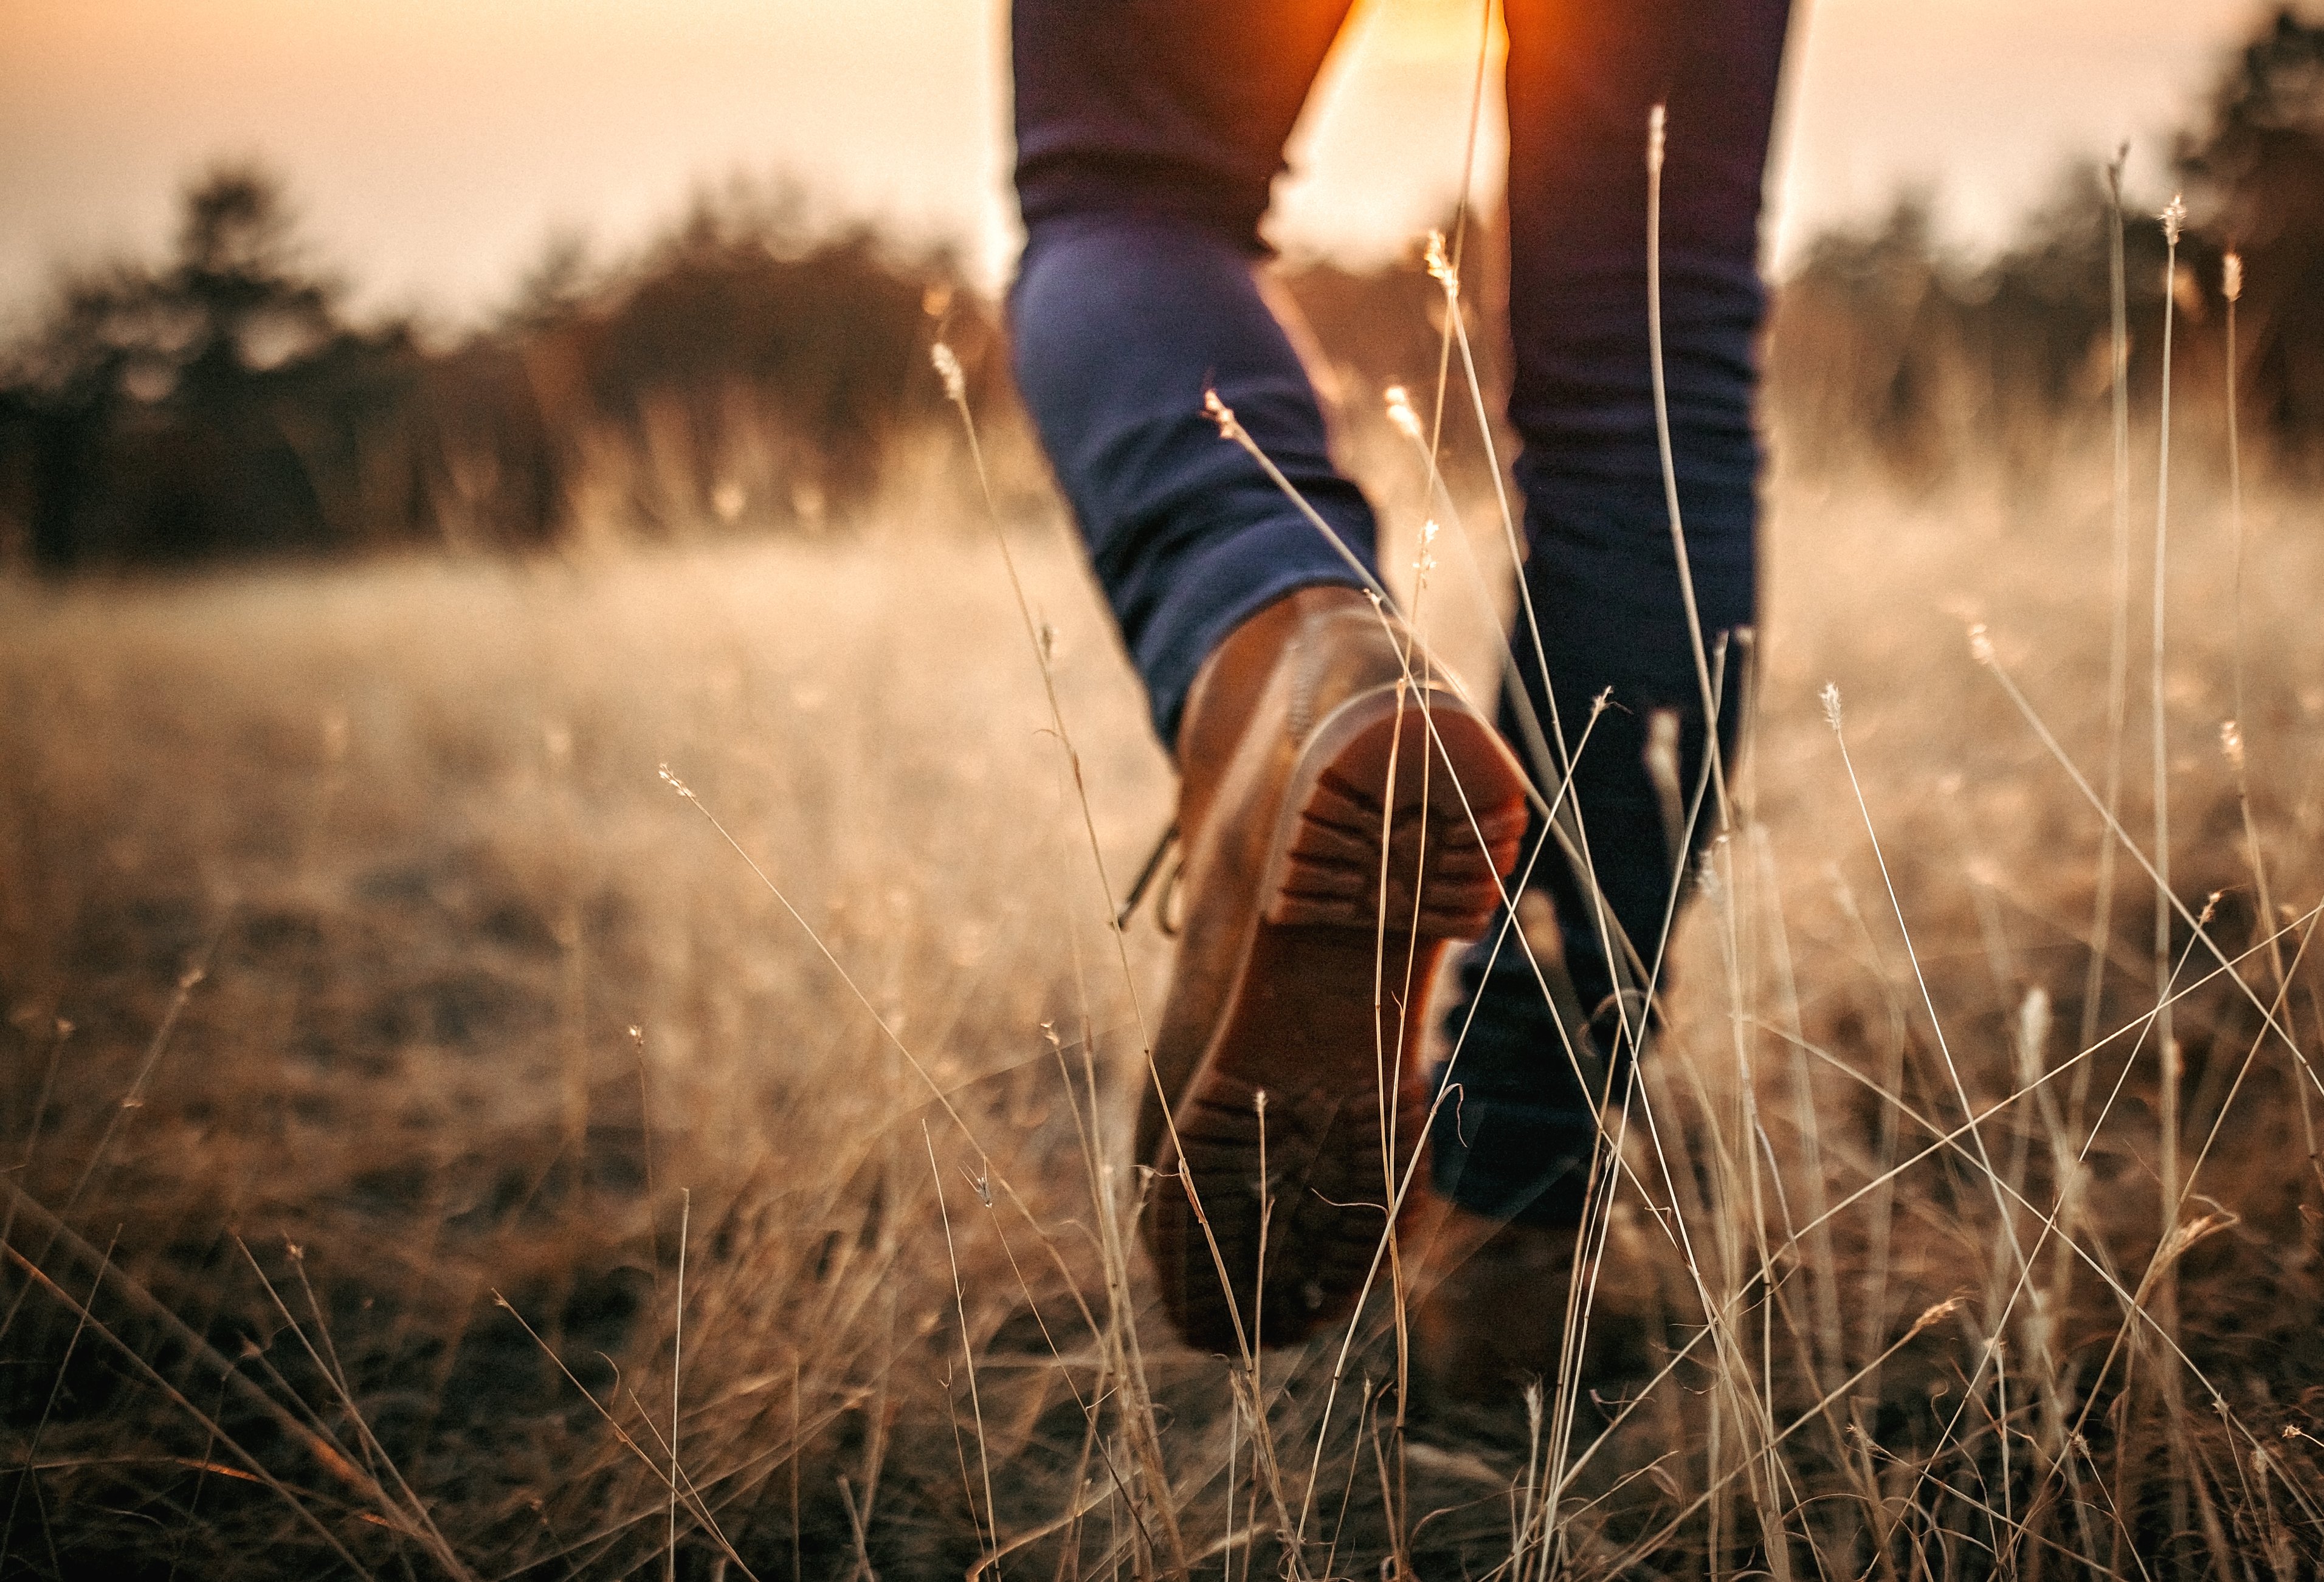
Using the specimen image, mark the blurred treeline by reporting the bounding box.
[0,174,1009,571]
[7,8,2324,572]
[1772,9,2324,480]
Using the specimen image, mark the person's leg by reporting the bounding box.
[1010,0,1371,743]
[1429,0,1793,1235]
[1010,218,1378,741]
[1009,2,1531,1352]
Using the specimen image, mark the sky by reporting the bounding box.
[0,0,2287,333]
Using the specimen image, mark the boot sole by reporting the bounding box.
[1148,684,1527,1353]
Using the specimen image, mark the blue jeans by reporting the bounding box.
[1010,0,1789,1226]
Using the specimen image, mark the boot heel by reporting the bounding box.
[1264,689,1527,937]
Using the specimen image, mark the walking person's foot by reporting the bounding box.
[1404,1197,1659,1461]
[1412,1201,1582,1404]
[1139,585,1528,1352]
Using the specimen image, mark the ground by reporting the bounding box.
[1,438,2320,1577]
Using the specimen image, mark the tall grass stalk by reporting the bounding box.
[1831,684,2029,1228]
[54,949,210,1222]
[1416,0,1498,502]
[2151,199,2185,1294]
[934,342,1195,1571]
[669,1187,688,1580]
[1421,232,1562,779]
[925,1124,999,1578]
[1646,103,1729,833]
[2143,198,2203,1554]
[2077,147,2136,1127]
[1819,678,2040,1561]
[658,766,989,1161]
[2221,254,2275,977]
[2218,250,2313,1166]
[1358,574,1435,1568]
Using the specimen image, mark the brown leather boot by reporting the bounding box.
[1411,1202,1581,1406]
[1139,585,1529,1352]
[1411,1199,1659,1414]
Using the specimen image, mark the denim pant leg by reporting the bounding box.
[1430,0,1791,1227]
[1009,1,1378,746]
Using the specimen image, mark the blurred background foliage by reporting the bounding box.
[0,170,1008,569]
[7,7,2324,573]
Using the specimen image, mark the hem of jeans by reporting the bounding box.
[1148,549,1377,749]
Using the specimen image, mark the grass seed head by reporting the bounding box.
[2224,250,2243,302]
[930,342,966,405]
[1202,387,1244,444]
[1384,383,1421,441]
[1423,230,1457,297]
[1908,1296,1965,1338]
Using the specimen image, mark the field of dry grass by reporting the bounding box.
[2,411,2322,1575]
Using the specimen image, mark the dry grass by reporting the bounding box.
[2,416,2322,1576]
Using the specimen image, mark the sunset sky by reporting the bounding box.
[0,0,2281,332]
